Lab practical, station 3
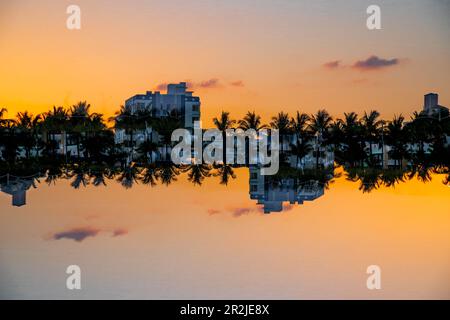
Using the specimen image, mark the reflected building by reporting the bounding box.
[0,175,34,207]
[249,167,325,214]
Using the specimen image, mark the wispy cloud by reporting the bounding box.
[194,78,221,89]
[207,208,222,215]
[352,55,400,71]
[112,228,128,237]
[51,227,100,242]
[230,80,245,87]
[323,60,341,70]
[154,78,246,91]
[323,56,402,72]
[48,226,129,242]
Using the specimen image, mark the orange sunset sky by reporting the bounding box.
[0,0,449,126]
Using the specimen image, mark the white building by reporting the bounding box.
[124,82,200,129]
[423,93,448,118]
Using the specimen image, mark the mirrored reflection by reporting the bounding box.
[1,158,448,210]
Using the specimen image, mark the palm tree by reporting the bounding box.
[338,112,365,167]
[238,111,267,130]
[1,117,18,163]
[70,101,91,158]
[183,164,212,186]
[308,110,332,169]
[0,107,7,122]
[405,111,433,159]
[43,106,69,157]
[116,163,140,189]
[156,162,181,186]
[153,114,182,161]
[361,110,383,159]
[113,105,139,160]
[16,111,42,159]
[290,111,310,140]
[213,111,236,164]
[270,112,291,156]
[290,138,313,170]
[386,115,408,169]
[139,164,159,187]
[213,163,236,185]
[136,139,158,163]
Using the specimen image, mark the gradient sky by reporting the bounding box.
[0,0,449,125]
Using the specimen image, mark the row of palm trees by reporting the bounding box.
[212,109,449,169]
[1,104,449,169]
[0,102,115,162]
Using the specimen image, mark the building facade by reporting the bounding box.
[124,82,200,129]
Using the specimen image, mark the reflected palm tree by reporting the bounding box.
[213,163,237,185]
[380,169,406,188]
[182,163,212,186]
[140,164,159,187]
[407,163,433,183]
[156,162,181,186]
[116,163,140,189]
[346,168,382,193]
[67,163,90,189]
[45,164,66,185]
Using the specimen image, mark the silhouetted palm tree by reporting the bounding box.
[70,101,92,158]
[43,106,69,157]
[270,112,291,156]
[290,138,313,170]
[213,111,236,164]
[137,139,158,163]
[338,112,365,167]
[290,111,310,140]
[16,111,42,159]
[308,110,332,169]
[361,110,383,159]
[386,115,408,169]
[153,114,182,161]
[239,111,267,130]
[113,105,138,160]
